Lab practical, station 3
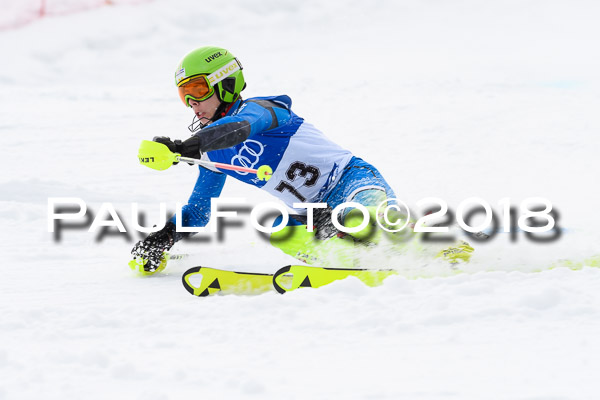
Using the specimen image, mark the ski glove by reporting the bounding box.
[153,136,203,160]
[131,222,176,272]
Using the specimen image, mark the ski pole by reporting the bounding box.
[137,139,272,181]
[176,155,271,178]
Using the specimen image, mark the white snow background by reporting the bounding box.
[1,0,600,399]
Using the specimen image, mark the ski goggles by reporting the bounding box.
[177,58,242,107]
[177,75,214,105]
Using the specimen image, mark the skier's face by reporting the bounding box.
[188,94,221,124]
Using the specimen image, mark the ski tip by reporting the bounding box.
[182,267,200,293]
[272,265,293,294]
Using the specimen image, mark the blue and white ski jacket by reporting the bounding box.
[173,95,354,230]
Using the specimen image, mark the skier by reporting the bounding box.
[130,46,473,273]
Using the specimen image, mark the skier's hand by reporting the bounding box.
[153,136,178,152]
[153,135,203,163]
[153,136,181,165]
[131,222,176,272]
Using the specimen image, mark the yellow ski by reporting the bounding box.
[182,266,278,297]
[272,265,397,294]
[181,265,397,297]
[180,255,600,297]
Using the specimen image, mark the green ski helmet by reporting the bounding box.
[175,46,246,107]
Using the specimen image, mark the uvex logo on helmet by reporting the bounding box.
[207,60,241,85]
[205,51,224,63]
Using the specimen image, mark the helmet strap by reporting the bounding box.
[212,101,229,122]
[214,100,237,121]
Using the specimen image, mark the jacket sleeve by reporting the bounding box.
[195,99,290,152]
[168,166,226,241]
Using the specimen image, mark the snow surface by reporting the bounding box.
[2,0,600,398]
